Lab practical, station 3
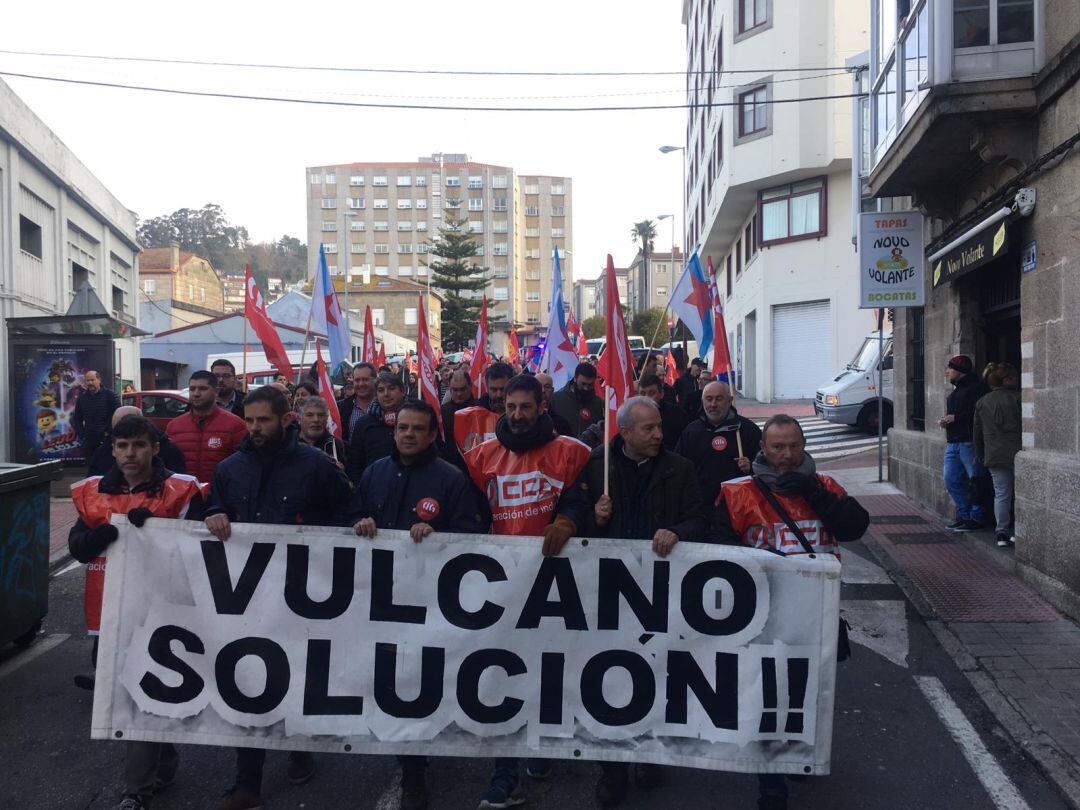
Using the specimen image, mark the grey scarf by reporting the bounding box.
[751,451,817,492]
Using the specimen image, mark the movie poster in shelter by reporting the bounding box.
[9,339,112,463]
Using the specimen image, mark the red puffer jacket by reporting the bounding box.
[166,407,247,484]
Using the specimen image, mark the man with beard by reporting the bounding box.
[549,362,604,438]
[711,414,868,810]
[534,372,574,436]
[440,369,477,469]
[463,373,591,808]
[453,362,514,459]
[203,385,351,810]
[674,379,761,507]
[349,399,487,810]
[211,359,245,418]
[579,396,704,806]
[297,396,347,469]
[346,372,407,483]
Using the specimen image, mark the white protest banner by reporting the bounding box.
[858,211,926,308]
[91,520,840,775]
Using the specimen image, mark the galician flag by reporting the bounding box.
[539,247,578,389]
[469,295,489,399]
[669,252,714,359]
[311,244,351,373]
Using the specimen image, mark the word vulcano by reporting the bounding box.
[91,521,840,775]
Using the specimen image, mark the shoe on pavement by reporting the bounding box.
[401,779,429,810]
[996,533,1011,547]
[525,758,552,780]
[954,519,983,532]
[945,518,967,531]
[632,762,663,789]
[287,751,316,785]
[215,786,263,810]
[478,769,525,809]
[595,773,628,807]
[116,795,149,810]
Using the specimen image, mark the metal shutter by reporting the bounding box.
[771,300,832,399]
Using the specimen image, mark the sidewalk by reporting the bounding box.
[49,498,77,566]
[733,394,815,419]
[831,465,1080,805]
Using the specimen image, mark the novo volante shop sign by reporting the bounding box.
[932,221,1007,288]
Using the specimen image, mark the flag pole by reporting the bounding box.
[242,313,248,390]
[639,299,673,380]
[603,388,611,497]
[298,310,314,379]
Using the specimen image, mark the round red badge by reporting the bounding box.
[383,411,397,427]
[416,497,440,519]
[711,435,728,452]
[580,408,591,421]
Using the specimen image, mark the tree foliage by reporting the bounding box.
[581,315,607,339]
[426,211,488,350]
[631,307,670,348]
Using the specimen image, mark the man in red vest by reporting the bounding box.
[453,361,514,458]
[463,373,591,808]
[166,370,247,485]
[68,414,207,810]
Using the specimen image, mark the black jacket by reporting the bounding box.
[675,371,699,410]
[337,395,376,444]
[674,408,762,507]
[346,411,396,483]
[218,391,245,419]
[550,382,604,438]
[580,435,705,542]
[87,428,187,478]
[440,396,477,470]
[946,373,984,443]
[657,399,691,450]
[347,444,487,533]
[205,428,351,526]
[68,459,206,562]
[300,430,347,467]
[71,388,120,445]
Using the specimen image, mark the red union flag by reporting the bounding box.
[315,342,343,440]
[362,305,377,365]
[507,328,520,365]
[416,295,444,437]
[597,255,635,431]
[244,266,294,383]
[469,295,489,399]
[706,256,734,380]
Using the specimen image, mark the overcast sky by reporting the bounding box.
[0,0,687,283]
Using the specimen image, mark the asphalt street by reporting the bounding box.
[0,533,1071,810]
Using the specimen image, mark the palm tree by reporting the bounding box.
[631,220,657,313]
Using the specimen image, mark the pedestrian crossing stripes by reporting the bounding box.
[752,416,883,461]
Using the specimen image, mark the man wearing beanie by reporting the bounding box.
[939,354,986,531]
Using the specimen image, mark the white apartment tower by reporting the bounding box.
[682,0,873,401]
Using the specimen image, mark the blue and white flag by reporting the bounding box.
[311,244,351,372]
[539,248,578,389]
[668,252,714,359]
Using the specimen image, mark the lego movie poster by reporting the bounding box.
[10,341,111,463]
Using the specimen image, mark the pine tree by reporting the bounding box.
[425,210,489,350]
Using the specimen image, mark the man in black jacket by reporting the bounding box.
[203,385,351,810]
[211,359,245,418]
[579,395,704,806]
[939,354,987,530]
[637,373,689,449]
[535,372,575,436]
[71,369,119,460]
[87,405,187,477]
[297,396,347,469]
[349,399,486,810]
[338,362,378,444]
[440,369,476,469]
[346,372,406,483]
[675,358,703,411]
[549,362,604,438]
[674,380,761,507]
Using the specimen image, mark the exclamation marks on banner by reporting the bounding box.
[758,657,810,735]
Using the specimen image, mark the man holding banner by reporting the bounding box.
[202,385,351,810]
[463,373,591,808]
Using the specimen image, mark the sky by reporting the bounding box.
[0,0,687,283]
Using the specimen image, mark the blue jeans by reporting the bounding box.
[944,441,985,523]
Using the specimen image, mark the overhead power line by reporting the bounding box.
[0,47,853,78]
[0,70,866,113]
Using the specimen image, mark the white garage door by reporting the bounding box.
[772,300,832,399]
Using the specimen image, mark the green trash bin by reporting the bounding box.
[0,460,62,648]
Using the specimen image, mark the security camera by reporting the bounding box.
[1014,187,1036,217]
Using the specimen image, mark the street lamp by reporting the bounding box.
[658,145,686,259]
[657,213,676,258]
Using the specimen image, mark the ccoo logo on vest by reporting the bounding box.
[416,497,440,519]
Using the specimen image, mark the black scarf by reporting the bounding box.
[751,451,817,493]
[494,413,557,453]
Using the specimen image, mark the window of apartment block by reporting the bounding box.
[954,0,1034,47]
[417,199,428,209]
[736,240,743,275]
[526,248,541,259]
[375,267,390,276]
[349,198,365,209]
[398,222,413,231]
[493,266,509,278]
[373,199,388,209]
[397,176,412,186]
[373,176,388,186]
[446,177,461,187]
[737,84,769,138]
[418,243,430,253]
[744,224,753,262]
[405,307,418,325]
[469,221,484,233]
[374,221,389,231]
[550,184,565,195]
[552,206,565,216]
[492,175,508,189]
[759,177,827,245]
[726,254,733,296]
[526,291,540,302]
[310,173,321,184]
[525,227,540,237]
[399,244,414,254]
[526,206,540,217]
[493,198,508,212]
[468,198,484,211]
[350,221,365,231]
[417,222,428,232]
[468,176,483,188]
[349,175,364,186]
[656,286,668,297]
[445,198,461,209]
[324,243,338,254]
[397,200,412,209]
[374,244,390,254]
[321,198,337,209]
[475,245,485,256]
[493,286,509,300]
[324,174,336,184]
[493,220,508,234]
[321,222,337,232]
[351,243,364,254]
[524,184,540,194]
[526,269,540,280]
[494,243,509,256]
[737,0,769,35]
[552,227,565,237]
[416,176,428,187]
[371,308,386,325]
[400,265,413,276]
[113,286,126,314]
[527,314,540,324]
[143,278,156,295]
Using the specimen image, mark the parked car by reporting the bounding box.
[121,390,190,431]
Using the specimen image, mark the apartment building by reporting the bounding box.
[867,0,1080,615]
[682,0,872,401]
[627,248,682,313]
[572,279,597,318]
[591,266,630,311]
[305,155,572,333]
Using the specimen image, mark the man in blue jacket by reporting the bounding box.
[203,385,351,810]
[349,399,487,810]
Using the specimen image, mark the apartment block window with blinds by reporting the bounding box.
[758,177,827,246]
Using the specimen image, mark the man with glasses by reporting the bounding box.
[210,359,244,418]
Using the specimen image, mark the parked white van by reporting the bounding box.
[814,332,893,433]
